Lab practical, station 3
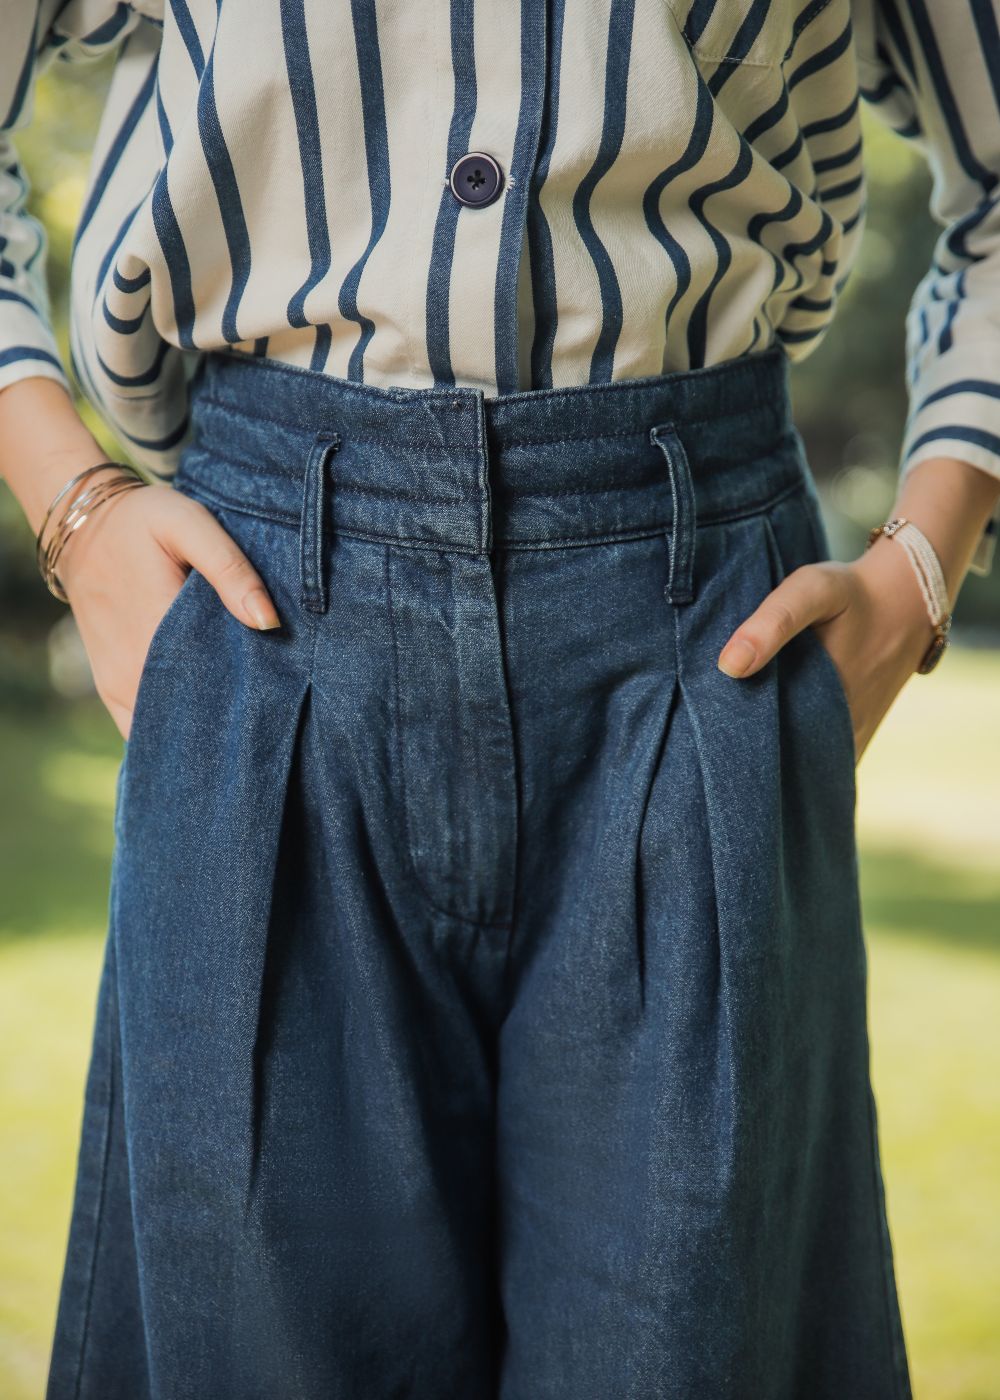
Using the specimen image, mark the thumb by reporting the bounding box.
[717,562,847,678]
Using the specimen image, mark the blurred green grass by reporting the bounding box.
[1,655,998,1398]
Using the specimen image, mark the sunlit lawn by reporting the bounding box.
[1,653,998,1399]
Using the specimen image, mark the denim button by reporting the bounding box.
[449,152,504,208]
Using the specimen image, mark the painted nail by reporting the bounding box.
[718,638,756,677]
[244,588,281,630]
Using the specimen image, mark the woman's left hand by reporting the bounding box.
[716,537,939,765]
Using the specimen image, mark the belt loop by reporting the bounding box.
[649,422,696,605]
[473,390,492,555]
[300,430,340,614]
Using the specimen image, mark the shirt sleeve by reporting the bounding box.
[856,1,1000,576]
[0,1,146,397]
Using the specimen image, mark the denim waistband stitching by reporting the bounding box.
[182,434,796,496]
[192,392,787,448]
[179,471,807,539]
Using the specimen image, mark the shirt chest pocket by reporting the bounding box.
[663,0,832,72]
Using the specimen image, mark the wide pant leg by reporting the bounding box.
[495,483,911,1399]
[47,506,514,1398]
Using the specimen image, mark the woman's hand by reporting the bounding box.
[713,456,1000,765]
[716,536,936,765]
[56,468,281,741]
[0,380,282,743]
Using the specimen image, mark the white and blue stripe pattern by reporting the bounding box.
[2,0,999,571]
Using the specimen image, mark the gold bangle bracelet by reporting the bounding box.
[41,474,148,602]
[42,476,147,602]
[41,474,139,573]
[34,460,141,569]
[36,460,147,601]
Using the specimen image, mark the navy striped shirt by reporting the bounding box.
[2,0,999,572]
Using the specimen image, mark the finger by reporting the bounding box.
[717,562,846,679]
[161,499,281,630]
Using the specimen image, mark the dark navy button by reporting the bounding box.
[449,152,504,209]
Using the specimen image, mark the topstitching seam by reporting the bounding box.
[193,389,786,446]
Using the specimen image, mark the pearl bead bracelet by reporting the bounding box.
[865,516,953,674]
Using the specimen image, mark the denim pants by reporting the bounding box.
[46,344,912,1400]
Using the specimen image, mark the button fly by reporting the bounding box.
[449,152,504,208]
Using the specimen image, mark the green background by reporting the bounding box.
[1,54,998,1400]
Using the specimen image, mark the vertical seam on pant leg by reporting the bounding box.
[866,1072,912,1399]
[70,968,118,1400]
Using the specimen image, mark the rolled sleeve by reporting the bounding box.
[0,2,143,397]
[858,0,1000,576]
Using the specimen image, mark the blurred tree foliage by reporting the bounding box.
[0,57,996,709]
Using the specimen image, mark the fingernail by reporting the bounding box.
[718,638,757,678]
[244,588,281,630]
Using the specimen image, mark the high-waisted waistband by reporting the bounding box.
[177,344,808,554]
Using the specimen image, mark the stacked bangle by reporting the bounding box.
[865,516,953,674]
[36,460,149,602]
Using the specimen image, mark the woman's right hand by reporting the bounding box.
[0,378,280,740]
[56,466,281,741]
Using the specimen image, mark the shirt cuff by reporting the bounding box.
[899,357,1000,578]
[0,347,71,394]
[0,296,72,394]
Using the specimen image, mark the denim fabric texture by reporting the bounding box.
[46,344,912,1400]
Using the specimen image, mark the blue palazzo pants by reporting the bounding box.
[46,345,912,1399]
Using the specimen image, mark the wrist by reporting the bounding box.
[859,513,958,674]
[895,455,1000,606]
[854,534,937,665]
[0,378,112,535]
[36,461,148,602]
[8,448,119,540]
[856,530,929,613]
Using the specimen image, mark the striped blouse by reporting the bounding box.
[3,0,999,573]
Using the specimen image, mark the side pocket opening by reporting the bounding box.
[123,566,204,757]
[761,491,858,782]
